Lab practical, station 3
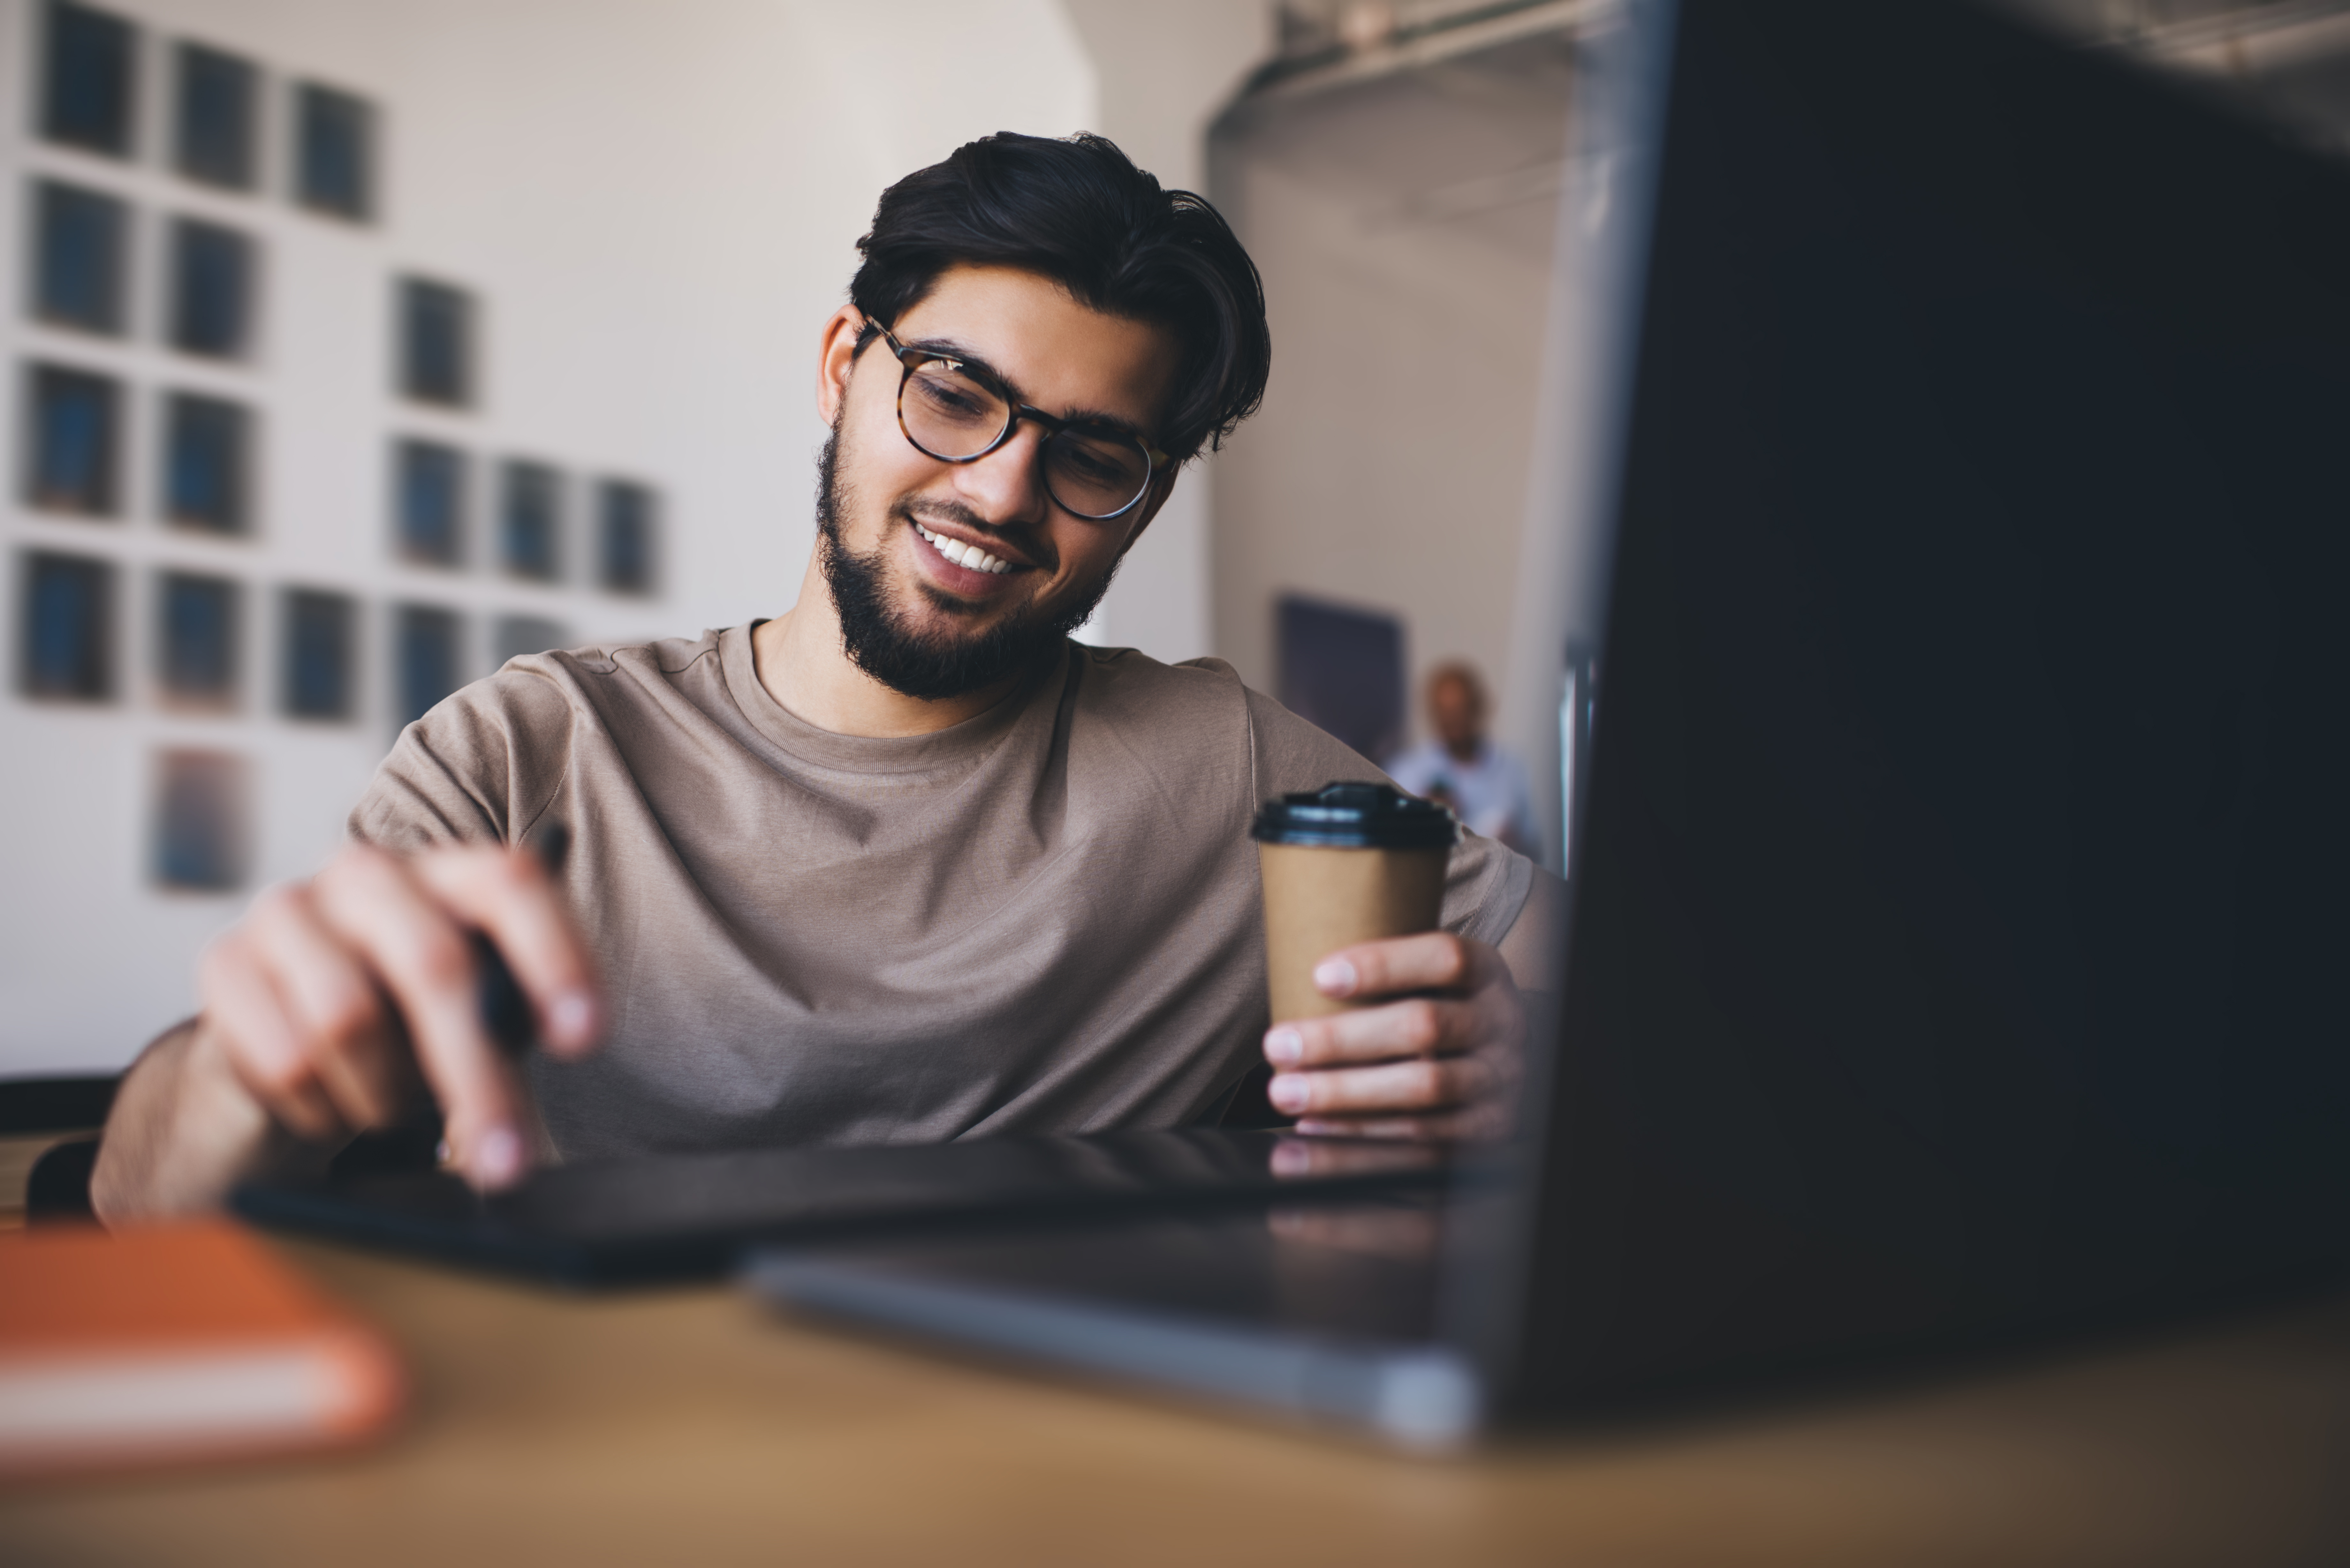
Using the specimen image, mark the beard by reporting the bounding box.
[813,428,1117,702]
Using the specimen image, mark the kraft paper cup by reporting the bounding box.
[1253,782,1457,1023]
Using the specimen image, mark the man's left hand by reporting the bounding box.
[1261,932,1525,1141]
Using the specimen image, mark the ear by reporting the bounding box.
[815,305,869,427]
[1114,465,1183,559]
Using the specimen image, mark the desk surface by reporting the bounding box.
[5,1233,2349,1567]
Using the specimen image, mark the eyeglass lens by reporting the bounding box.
[901,358,1151,520]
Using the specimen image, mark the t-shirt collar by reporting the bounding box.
[718,622,1067,776]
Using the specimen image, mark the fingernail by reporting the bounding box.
[1313,958,1358,997]
[1264,1027,1304,1065]
[475,1126,526,1187]
[548,990,598,1048]
[1269,1074,1310,1113]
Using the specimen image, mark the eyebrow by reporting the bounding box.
[899,334,1153,442]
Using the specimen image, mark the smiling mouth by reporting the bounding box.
[912,521,1018,576]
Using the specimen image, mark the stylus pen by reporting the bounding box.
[474,820,571,1057]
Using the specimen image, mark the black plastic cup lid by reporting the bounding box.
[1250,781,1459,850]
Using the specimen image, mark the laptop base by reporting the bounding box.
[749,1200,1487,1449]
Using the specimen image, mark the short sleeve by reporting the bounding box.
[347,660,579,853]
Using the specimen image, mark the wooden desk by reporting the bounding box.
[4,1234,2348,1566]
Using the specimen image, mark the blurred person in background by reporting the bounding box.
[1386,661,1540,858]
[94,133,1561,1221]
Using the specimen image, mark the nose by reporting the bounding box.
[951,419,1052,529]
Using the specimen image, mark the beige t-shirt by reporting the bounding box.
[350,625,1535,1160]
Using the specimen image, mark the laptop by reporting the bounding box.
[748,0,2350,1445]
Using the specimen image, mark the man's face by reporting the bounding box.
[817,265,1179,699]
[1431,675,1482,752]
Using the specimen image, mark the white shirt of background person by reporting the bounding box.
[1384,661,1540,859]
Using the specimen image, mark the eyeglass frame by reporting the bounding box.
[855,318,1172,522]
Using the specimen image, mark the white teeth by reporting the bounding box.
[915,523,1011,575]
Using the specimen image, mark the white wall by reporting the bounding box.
[1061,0,1269,664]
[0,0,1237,1076]
[1207,36,1579,786]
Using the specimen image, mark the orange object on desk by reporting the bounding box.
[0,1218,403,1480]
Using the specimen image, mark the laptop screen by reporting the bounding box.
[1512,0,2350,1412]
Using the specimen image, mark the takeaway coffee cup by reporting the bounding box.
[1252,781,1458,1023]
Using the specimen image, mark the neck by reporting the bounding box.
[752,550,1032,737]
[1444,737,1481,764]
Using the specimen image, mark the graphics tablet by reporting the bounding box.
[232,1128,1468,1285]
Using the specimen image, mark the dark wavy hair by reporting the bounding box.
[848,132,1270,464]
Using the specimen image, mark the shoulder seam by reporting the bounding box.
[656,643,720,677]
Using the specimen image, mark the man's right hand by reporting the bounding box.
[91,839,603,1223]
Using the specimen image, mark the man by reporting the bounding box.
[1386,661,1541,859]
[94,133,1555,1220]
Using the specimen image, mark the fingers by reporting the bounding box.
[241,884,411,1129]
[1267,995,1473,1068]
[410,846,602,1059]
[309,846,532,1187]
[197,924,349,1142]
[1267,1046,1509,1120]
[1304,931,1503,1005]
[1262,932,1529,1144]
[187,837,601,1194]
[193,838,597,1194]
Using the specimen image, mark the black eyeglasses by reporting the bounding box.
[862,321,1170,522]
